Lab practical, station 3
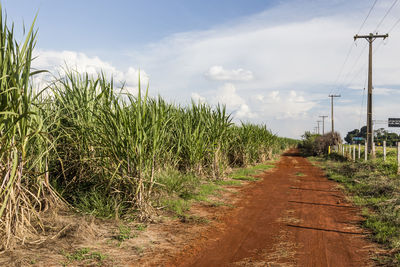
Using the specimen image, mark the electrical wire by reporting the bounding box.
[358,0,379,34]
[373,11,400,55]
[358,70,368,129]
[336,0,398,95]
[338,42,368,90]
[329,0,379,96]
[388,15,400,32]
[374,0,399,32]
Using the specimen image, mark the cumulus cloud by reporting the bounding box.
[257,90,316,119]
[32,50,149,94]
[192,83,256,119]
[205,66,254,81]
[191,92,206,104]
[214,83,256,119]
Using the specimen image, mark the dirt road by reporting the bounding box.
[170,150,376,267]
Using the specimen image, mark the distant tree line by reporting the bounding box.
[345,126,400,146]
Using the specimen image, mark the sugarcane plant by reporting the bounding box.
[0,6,55,249]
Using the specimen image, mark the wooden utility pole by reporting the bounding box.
[354,33,388,157]
[328,95,341,133]
[317,120,322,135]
[319,115,328,135]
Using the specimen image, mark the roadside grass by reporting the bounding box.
[157,162,275,218]
[60,247,107,266]
[115,224,134,242]
[312,154,400,265]
[229,163,274,181]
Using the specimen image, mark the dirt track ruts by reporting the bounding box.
[169,149,376,267]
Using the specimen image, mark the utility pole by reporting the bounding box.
[319,115,328,135]
[354,33,388,157]
[317,120,322,135]
[328,95,341,133]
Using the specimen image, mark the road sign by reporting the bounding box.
[388,118,400,127]
[352,137,364,141]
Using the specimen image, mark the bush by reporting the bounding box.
[300,131,341,155]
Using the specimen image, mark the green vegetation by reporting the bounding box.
[229,163,274,181]
[345,126,400,146]
[61,247,107,265]
[313,156,400,265]
[0,6,298,250]
[300,131,341,156]
[115,224,133,241]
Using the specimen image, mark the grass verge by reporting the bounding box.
[311,154,400,266]
[157,162,275,218]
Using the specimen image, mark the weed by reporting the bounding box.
[61,248,107,264]
[193,184,221,201]
[133,246,144,254]
[135,224,147,231]
[73,189,124,219]
[115,225,133,241]
[215,180,241,186]
[229,163,274,181]
[179,215,209,224]
[162,198,191,216]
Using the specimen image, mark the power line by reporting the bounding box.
[358,0,379,34]
[388,15,400,32]
[337,42,368,90]
[372,11,400,55]
[374,0,399,32]
[358,69,368,129]
[329,0,379,96]
[336,0,399,96]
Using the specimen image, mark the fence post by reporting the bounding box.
[397,142,400,174]
[365,142,368,161]
[383,141,386,162]
[353,145,356,162]
[358,143,361,159]
[342,145,345,156]
[372,142,376,158]
[328,146,331,155]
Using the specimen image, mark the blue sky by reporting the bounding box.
[4,0,277,50]
[3,0,400,138]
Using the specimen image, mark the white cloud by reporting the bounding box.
[32,50,149,94]
[205,66,254,81]
[192,83,256,119]
[191,92,206,104]
[214,83,244,107]
[214,83,256,119]
[373,87,400,96]
[256,90,316,120]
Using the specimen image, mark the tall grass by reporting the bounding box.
[0,6,298,248]
[0,8,58,249]
[48,72,296,220]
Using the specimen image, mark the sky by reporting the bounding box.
[3,0,400,139]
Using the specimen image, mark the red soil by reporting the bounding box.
[168,149,377,267]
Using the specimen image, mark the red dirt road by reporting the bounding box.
[170,150,376,267]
